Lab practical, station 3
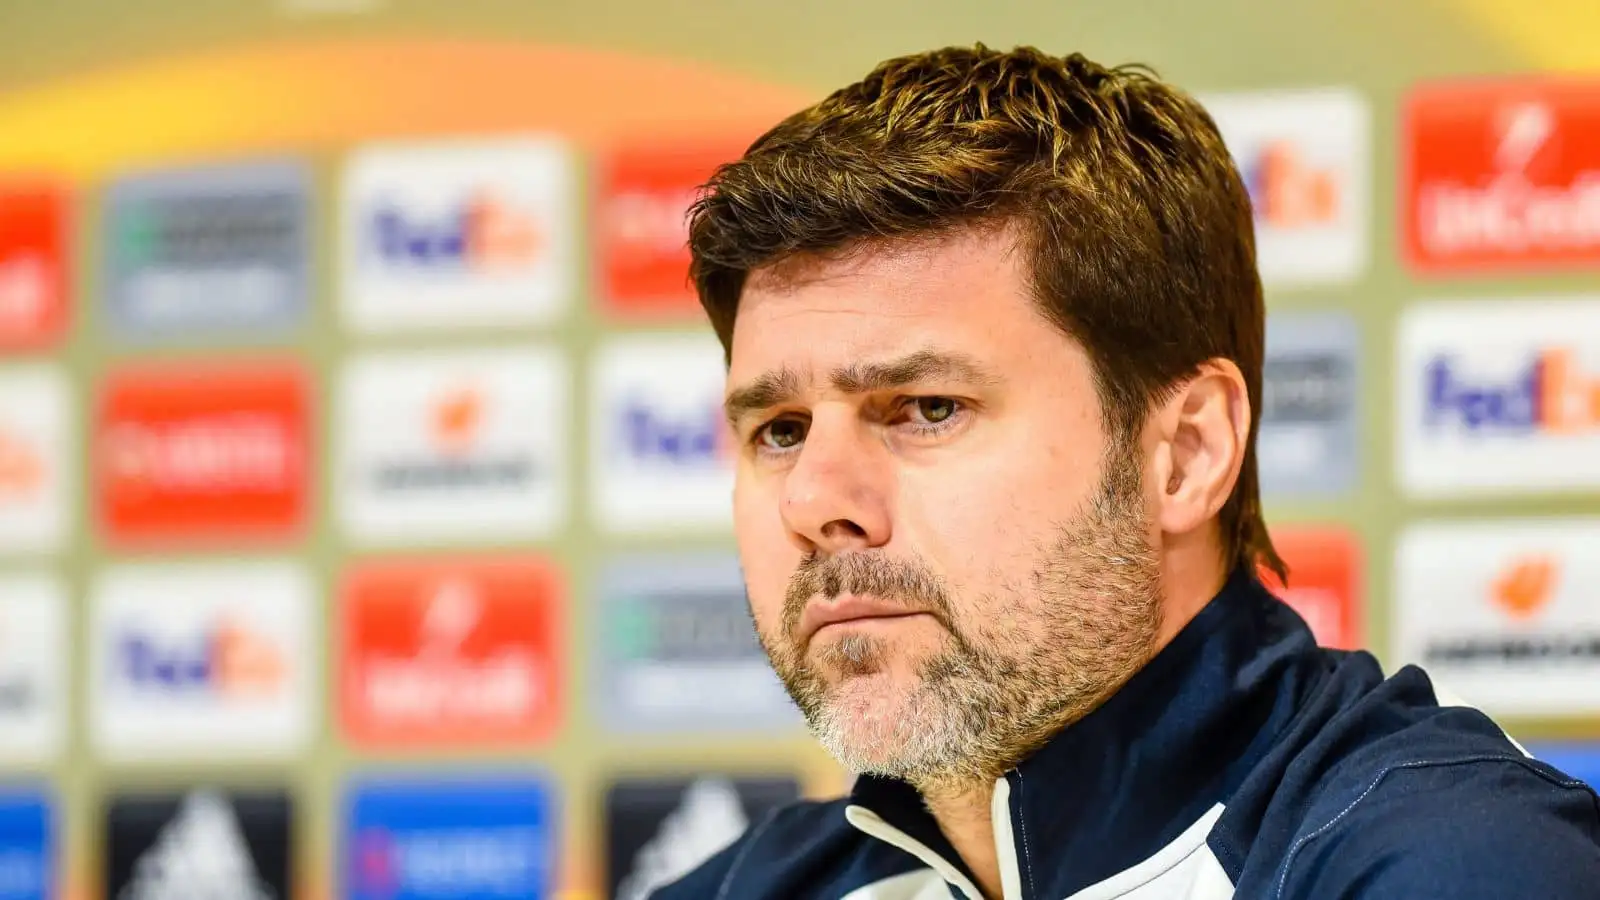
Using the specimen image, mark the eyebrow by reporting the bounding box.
[723,349,1000,427]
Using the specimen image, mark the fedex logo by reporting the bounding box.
[1399,299,1600,497]
[368,191,542,271]
[621,397,727,465]
[117,621,286,697]
[1201,87,1369,286]
[591,334,733,533]
[1242,141,1341,229]
[1423,349,1600,435]
[340,138,574,332]
[92,562,314,760]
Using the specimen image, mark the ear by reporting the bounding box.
[1148,359,1250,536]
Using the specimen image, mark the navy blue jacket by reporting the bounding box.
[651,569,1600,898]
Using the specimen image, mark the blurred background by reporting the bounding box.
[0,0,1598,897]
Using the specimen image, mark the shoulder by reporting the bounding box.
[1209,656,1600,890]
[1217,659,1600,897]
[1275,753,1600,899]
[647,797,921,900]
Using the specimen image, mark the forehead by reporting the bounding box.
[729,228,1051,378]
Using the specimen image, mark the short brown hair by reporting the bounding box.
[687,44,1284,580]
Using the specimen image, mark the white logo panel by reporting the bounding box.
[0,574,66,762]
[590,332,731,533]
[91,561,315,760]
[1394,519,1600,718]
[1396,297,1600,498]
[1201,87,1370,286]
[340,137,576,332]
[338,346,568,542]
[0,366,71,554]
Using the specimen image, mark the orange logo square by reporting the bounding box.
[339,556,564,748]
[1259,527,1363,650]
[95,360,311,547]
[595,142,747,317]
[0,183,70,350]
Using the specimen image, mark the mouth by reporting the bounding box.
[798,595,931,645]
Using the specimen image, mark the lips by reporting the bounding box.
[797,594,927,644]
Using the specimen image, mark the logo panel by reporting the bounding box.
[1260,313,1361,497]
[0,367,71,555]
[340,138,575,332]
[0,790,51,900]
[0,183,70,351]
[596,554,799,734]
[1526,743,1600,791]
[1259,527,1362,650]
[1202,87,1370,286]
[338,347,567,543]
[91,562,315,760]
[1404,79,1600,273]
[605,775,799,900]
[340,556,563,747]
[1397,297,1600,497]
[343,775,554,900]
[595,143,743,317]
[0,576,66,762]
[590,333,729,534]
[96,360,311,546]
[102,160,311,339]
[106,788,292,900]
[1394,519,1600,717]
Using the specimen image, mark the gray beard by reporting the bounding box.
[760,442,1164,790]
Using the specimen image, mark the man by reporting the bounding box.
[655,45,1600,900]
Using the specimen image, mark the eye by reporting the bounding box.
[755,417,808,451]
[910,397,958,425]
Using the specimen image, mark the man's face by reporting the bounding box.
[726,227,1166,787]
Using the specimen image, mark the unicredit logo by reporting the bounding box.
[604,187,697,255]
[0,256,45,329]
[104,415,294,492]
[1416,99,1600,257]
[359,581,542,724]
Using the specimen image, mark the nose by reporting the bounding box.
[780,408,893,555]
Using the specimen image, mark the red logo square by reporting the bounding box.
[339,556,564,748]
[95,360,311,547]
[595,141,748,318]
[0,182,70,350]
[1260,527,1363,650]
[1403,78,1600,273]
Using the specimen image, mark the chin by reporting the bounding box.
[811,681,917,758]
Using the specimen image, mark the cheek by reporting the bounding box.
[733,474,793,635]
[896,428,1102,579]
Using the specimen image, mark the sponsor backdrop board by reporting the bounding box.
[0,2,1598,899]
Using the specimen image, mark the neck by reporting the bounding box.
[920,780,1002,900]
[1157,529,1231,647]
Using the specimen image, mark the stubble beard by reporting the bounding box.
[758,439,1164,793]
